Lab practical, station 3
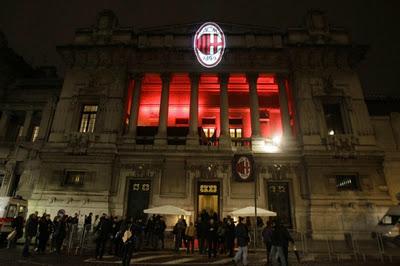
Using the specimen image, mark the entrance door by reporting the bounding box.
[197,182,220,218]
[267,182,292,228]
[127,180,151,220]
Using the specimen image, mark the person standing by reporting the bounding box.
[233,217,249,266]
[22,213,39,257]
[121,223,135,266]
[173,218,186,253]
[95,214,113,260]
[38,214,53,253]
[225,216,235,257]
[196,217,207,254]
[269,220,294,266]
[185,222,196,254]
[262,220,273,264]
[270,220,294,266]
[207,218,218,259]
[84,212,93,232]
[158,216,166,249]
[53,215,67,254]
[7,213,24,249]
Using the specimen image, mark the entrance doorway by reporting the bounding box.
[267,181,292,228]
[126,179,151,220]
[197,181,220,218]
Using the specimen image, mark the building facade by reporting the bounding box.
[1,10,398,237]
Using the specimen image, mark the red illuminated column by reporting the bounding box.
[219,73,230,147]
[248,73,261,138]
[187,73,199,145]
[155,73,171,145]
[127,73,143,139]
[277,75,292,141]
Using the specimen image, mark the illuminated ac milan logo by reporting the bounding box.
[236,156,252,180]
[193,22,225,68]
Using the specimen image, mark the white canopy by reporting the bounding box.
[143,205,191,216]
[229,206,277,217]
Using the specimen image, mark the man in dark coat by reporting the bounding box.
[95,214,113,259]
[225,216,235,257]
[262,220,273,263]
[196,217,208,254]
[233,217,249,266]
[22,213,38,257]
[53,215,67,254]
[38,214,53,253]
[207,218,218,258]
[7,213,24,249]
[270,220,294,266]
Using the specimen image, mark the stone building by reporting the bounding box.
[0,10,398,236]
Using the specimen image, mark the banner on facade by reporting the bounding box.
[232,154,254,182]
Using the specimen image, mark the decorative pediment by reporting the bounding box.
[138,22,280,35]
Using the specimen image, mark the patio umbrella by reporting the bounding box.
[229,206,277,217]
[143,205,191,216]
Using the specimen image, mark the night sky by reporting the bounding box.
[0,0,399,95]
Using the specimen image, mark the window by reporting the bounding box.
[79,105,98,133]
[323,103,345,135]
[230,128,242,138]
[203,128,215,138]
[202,118,216,125]
[175,118,189,126]
[229,118,243,125]
[65,171,85,186]
[31,126,40,142]
[336,174,360,191]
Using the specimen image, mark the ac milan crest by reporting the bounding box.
[233,154,254,182]
[193,22,226,68]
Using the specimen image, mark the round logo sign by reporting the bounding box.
[235,156,252,180]
[193,22,225,68]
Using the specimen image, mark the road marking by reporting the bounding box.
[133,254,174,262]
[162,257,198,264]
[210,258,234,264]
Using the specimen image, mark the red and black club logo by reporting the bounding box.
[193,22,226,68]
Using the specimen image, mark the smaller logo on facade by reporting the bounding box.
[233,155,254,182]
[193,22,225,68]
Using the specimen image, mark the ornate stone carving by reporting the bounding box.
[298,99,319,135]
[66,133,90,154]
[267,164,289,180]
[123,163,161,178]
[325,134,358,158]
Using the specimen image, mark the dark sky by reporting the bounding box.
[0,0,399,95]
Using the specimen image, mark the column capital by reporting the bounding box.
[246,72,259,83]
[131,72,144,81]
[219,73,229,86]
[189,73,200,83]
[275,73,288,83]
[160,72,171,83]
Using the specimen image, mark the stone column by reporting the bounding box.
[0,111,11,140]
[187,73,199,146]
[277,75,292,141]
[219,73,231,147]
[126,73,143,141]
[20,110,33,141]
[248,73,264,150]
[248,73,261,138]
[155,73,170,145]
[38,96,57,141]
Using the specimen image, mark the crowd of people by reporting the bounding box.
[6,209,295,266]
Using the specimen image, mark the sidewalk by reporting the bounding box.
[0,246,399,266]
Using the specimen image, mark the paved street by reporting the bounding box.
[0,246,399,266]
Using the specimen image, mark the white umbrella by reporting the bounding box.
[229,206,277,217]
[143,205,191,216]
